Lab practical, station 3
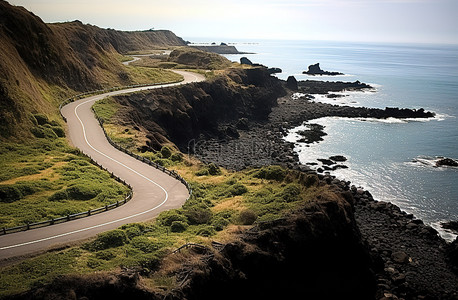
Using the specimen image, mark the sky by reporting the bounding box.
[7,0,458,44]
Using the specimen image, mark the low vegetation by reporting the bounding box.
[0,161,324,296]
[0,115,130,228]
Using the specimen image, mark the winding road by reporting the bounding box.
[0,70,205,262]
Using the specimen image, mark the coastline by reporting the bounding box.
[191,78,458,298]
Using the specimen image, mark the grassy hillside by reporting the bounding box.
[0,1,185,140]
[0,1,184,227]
[0,161,324,297]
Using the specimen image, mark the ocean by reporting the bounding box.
[189,38,458,241]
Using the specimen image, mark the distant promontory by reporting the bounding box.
[189,42,252,54]
[303,63,344,76]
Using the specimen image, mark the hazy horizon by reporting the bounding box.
[7,0,458,45]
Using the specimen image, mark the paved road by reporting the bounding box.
[0,70,205,262]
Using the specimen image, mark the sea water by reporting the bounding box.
[189,38,458,240]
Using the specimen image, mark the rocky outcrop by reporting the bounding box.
[436,158,458,167]
[286,76,298,91]
[168,47,232,69]
[112,68,286,151]
[190,45,248,54]
[353,187,458,299]
[240,57,253,65]
[303,63,344,76]
[177,189,376,300]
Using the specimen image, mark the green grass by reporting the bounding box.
[125,65,183,84]
[0,162,324,297]
[92,97,121,123]
[0,117,130,228]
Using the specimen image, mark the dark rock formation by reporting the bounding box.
[441,221,458,233]
[286,76,298,91]
[436,158,458,167]
[112,68,286,151]
[267,67,282,74]
[330,155,347,162]
[178,189,376,300]
[354,188,458,299]
[240,57,253,65]
[298,79,372,94]
[303,63,344,76]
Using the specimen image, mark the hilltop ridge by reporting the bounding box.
[0,0,185,139]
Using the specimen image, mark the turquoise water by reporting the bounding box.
[207,39,458,240]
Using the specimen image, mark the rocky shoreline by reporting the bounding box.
[193,81,435,170]
[191,78,457,299]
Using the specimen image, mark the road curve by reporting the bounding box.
[0,70,205,261]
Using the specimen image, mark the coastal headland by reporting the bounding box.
[0,1,456,298]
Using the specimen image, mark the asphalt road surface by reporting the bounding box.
[0,70,205,262]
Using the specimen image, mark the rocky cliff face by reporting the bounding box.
[11,180,378,300]
[176,188,376,300]
[112,68,286,151]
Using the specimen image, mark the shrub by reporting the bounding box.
[281,184,301,202]
[195,225,215,237]
[254,166,286,181]
[84,229,128,251]
[195,168,209,176]
[51,126,65,137]
[207,163,221,175]
[157,209,188,226]
[160,146,172,159]
[87,257,103,269]
[49,189,68,201]
[228,183,248,196]
[0,186,23,203]
[238,209,257,225]
[183,207,212,225]
[66,184,99,200]
[30,127,45,138]
[42,127,58,139]
[33,114,49,125]
[95,249,116,260]
[170,152,183,162]
[125,226,142,239]
[170,221,188,233]
[131,236,157,252]
[211,216,230,231]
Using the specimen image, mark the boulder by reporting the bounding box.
[330,155,347,162]
[286,76,298,91]
[391,251,409,264]
[436,158,458,167]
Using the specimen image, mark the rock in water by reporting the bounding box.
[436,158,458,167]
[307,63,324,74]
[303,63,344,76]
[441,221,458,233]
[240,57,253,65]
[286,76,298,91]
[329,155,347,162]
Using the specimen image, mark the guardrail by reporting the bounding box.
[1,79,191,236]
[58,80,183,123]
[0,156,133,235]
[92,109,193,200]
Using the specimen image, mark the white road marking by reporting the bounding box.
[1,91,171,250]
[0,71,204,252]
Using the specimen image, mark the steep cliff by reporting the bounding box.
[112,67,286,150]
